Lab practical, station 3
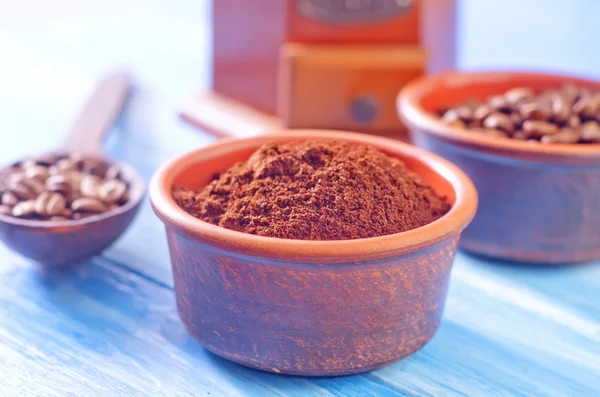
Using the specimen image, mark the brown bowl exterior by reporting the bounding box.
[150,130,477,376]
[167,229,459,376]
[0,202,142,266]
[398,71,600,263]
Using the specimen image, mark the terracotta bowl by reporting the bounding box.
[149,130,477,376]
[398,71,600,264]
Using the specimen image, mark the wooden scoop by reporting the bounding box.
[0,71,145,267]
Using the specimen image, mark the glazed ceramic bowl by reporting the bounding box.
[150,130,477,376]
[398,71,600,264]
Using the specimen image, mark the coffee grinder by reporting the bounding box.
[181,0,457,139]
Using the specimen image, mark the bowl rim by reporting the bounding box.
[149,130,478,262]
[398,70,600,163]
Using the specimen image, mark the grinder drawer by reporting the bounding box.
[279,44,426,132]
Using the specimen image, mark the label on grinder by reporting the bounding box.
[297,0,413,24]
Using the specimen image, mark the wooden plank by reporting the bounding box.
[0,248,420,396]
[2,245,599,396]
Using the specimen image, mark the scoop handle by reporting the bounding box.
[63,71,132,154]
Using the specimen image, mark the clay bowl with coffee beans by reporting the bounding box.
[0,152,144,266]
[398,71,600,264]
[150,130,477,376]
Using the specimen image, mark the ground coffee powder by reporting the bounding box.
[173,140,451,240]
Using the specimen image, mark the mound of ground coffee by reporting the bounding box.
[173,140,451,241]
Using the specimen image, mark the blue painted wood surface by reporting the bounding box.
[1,1,600,395]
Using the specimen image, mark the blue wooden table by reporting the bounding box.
[1,1,600,395]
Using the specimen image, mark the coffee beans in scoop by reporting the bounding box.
[0,153,129,221]
[439,84,600,144]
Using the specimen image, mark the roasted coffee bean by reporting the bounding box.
[510,113,523,128]
[522,120,559,138]
[99,180,127,204]
[453,106,474,122]
[7,178,45,202]
[520,102,551,121]
[24,177,45,195]
[483,113,515,133]
[568,115,581,128]
[473,105,493,122]
[83,159,110,177]
[68,190,82,204]
[5,171,23,184]
[2,191,18,206]
[56,158,76,173]
[505,87,534,105]
[80,175,102,197]
[551,95,571,123]
[70,153,86,169]
[8,181,36,200]
[537,88,556,102]
[71,197,108,213]
[561,83,579,104]
[35,192,67,217]
[105,164,122,180]
[118,189,129,205]
[46,174,73,195]
[488,95,512,112]
[63,171,84,190]
[24,165,50,181]
[12,200,36,218]
[580,121,600,143]
[8,171,25,185]
[8,171,25,183]
[0,205,12,215]
[573,95,600,119]
[19,159,39,170]
[440,110,466,128]
[541,128,581,144]
[48,161,72,176]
